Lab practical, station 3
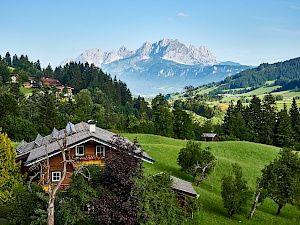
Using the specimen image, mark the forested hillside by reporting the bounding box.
[0,52,220,143]
[207,57,300,95]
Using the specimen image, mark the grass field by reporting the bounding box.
[20,87,33,95]
[238,86,281,97]
[124,134,300,224]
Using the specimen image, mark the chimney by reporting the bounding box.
[87,120,96,132]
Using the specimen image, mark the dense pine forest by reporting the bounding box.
[223,95,300,149]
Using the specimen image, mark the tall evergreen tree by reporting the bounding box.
[0,60,10,84]
[274,104,294,148]
[37,87,58,135]
[5,52,11,66]
[222,100,234,135]
[43,64,54,78]
[0,91,19,121]
[228,111,248,140]
[261,94,276,144]
[172,108,195,140]
[74,89,93,122]
[244,96,263,142]
[289,97,300,144]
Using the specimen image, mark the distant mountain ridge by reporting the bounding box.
[62,38,251,95]
[204,57,300,96]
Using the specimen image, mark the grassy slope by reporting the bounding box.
[124,134,300,224]
[239,86,281,97]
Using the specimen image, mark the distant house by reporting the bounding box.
[41,77,61,87]
[16,121,155,191]
[10,74,18,83]
[28,77,39,88]
[22,82,31,88]
[202,133,220,142]
[57,85,74,97]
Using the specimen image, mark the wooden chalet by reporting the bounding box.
[10,74,18,83]
[16,121,155,191]
[41,77,61,87]
[202,133,220,142]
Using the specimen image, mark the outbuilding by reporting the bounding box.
[202,133,220,142]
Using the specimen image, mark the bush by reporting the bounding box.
[0,205,9,218]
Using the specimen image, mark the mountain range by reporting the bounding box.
[61,38,252,95]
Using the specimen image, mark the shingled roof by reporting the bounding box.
[16,122,155,166]
[171,176,199,198]
[202,133,219,138]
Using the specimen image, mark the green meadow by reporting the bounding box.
[125,134,300,224]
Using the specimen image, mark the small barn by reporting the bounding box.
[202,133,220,142]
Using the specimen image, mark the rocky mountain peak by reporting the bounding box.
[61,38,219,67]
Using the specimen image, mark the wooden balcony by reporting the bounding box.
[41,184,69,192]
[75,159,105,167]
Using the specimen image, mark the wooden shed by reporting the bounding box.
[202,133,220,142]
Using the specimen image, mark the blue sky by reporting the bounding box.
[1,0,299,68]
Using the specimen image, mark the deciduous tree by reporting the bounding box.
[178,141,216,185]
[260,147,300,215]
[93,135,143,224]
[221,163,251,219]
[0,130,22,205]
[137,173,185,224]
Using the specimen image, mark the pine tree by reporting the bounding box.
[274,104,294,147]
[228,111,248,140]
[289,97,300,144]
[38,87,58,135]
[5,52,11,66]
[244,96,263,142]
[0,130,22,205]
[261,94,276,144]
[222,100,234,134]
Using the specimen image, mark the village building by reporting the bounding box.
[23,77,74,96]
[41,77,61,87]
[56,85,74,97]
[28,77,38,88]
[10,74,18,83]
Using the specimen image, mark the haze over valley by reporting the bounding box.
[61,38,252,95]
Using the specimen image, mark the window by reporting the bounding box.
[75,145,85,156]
[96,145,105,157]
[52,171,61,182]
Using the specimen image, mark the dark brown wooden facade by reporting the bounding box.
[16,122,155,191]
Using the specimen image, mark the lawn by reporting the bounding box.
[20,87,33,95]
[124,134,300,224]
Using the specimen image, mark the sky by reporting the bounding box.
[1,0,299,68]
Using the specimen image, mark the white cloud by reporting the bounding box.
[177,13,189,17]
